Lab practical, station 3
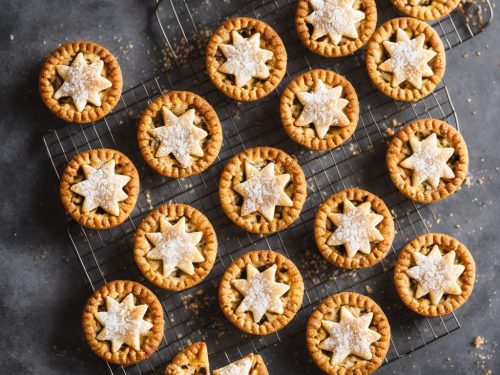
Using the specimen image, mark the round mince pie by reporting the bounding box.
[219,250,304,335]
[137,91,222,178]
[219,147,307,234]
[206,17,287,101]
[386,118,468,203]
[39,41,122,123]
[306,292,390,375]
[295,0,377,57]
[366,17,445,102]
[59,148,139,230]
[394,233,475,317]
[390,0,460,20]
[213,353,269,375]
[82,280,164,365]
[280,69,359,151]
[164,342,210,375]
[314,188,395,269]
[134,203,218,291]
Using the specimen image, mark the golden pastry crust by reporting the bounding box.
[59,148,139,229]
[394,233,475,317]
[366,17,445,102]
[390,0,460,20]
[82,280,164,365]
[137,91,222,178]
[386,119,468,203]
[206,17,287,101]
[164,342,209,375]
[39,40,122,124]
[213,353,269,375]
[295,0,377,57]
[306,292,390,375]
[134,203,218,291]
[314,188,395,269]
[218,250,304,335]
[219,147,307,234]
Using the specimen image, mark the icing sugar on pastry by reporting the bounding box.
[305,0,366,45]
[400,133,455,188]
[218,31,274,87]
[327,199,384,258]
[295,79,350,138]
[231,264,290,322]
[145,217,204,277]
[150,107,208,168]
[95,294,153,352]
[54,52,112,112]
[378,28,437,89]
[319,306,381,364]
[216,357,252,375]
[233,161,293,221]
[70,159,130,216]
[406,245,465,305]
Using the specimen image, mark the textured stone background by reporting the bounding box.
[0,0,498,373]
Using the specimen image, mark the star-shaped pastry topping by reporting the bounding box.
[54,52,112,112]
[95,294,153,352]
[70,159,130,216]
[233,161,293,221]
[327,200,384,258]
[400,133,455,189]
[406,245,465,305]
[150,107,208,168]
[295,79,350,139]
[231,264,290,322]
[216,357,252,375]
[305,0,366,45]
[319,306,381,365]
[378,28,437,89]
[218,31,274,87]
[146,217,204,277]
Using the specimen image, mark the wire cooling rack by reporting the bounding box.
[42,0,492,373]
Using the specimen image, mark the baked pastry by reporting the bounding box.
[137,91,222,178]
[314,188,394,269]
[59,148,139,229]
[164,342,209,375]
[280,69,359,151]
[386,118,468,203]
[213,353,268,375]
[366,17,445,102]
[39,41,122,123]
[134,203,217,291]
[295,0,377,57]
[394,233,475,317]
[206,17,287,101]
[219,147,306,234]
[82,280,164,365]
[219,250,304,335]
[390,0,460,20]
[306,292,390,374]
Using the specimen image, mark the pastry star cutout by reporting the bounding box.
[327,200,384,258]
[216,357,252,375]
[95,294,153,352]
[406,245,465,305]
[233,161,293,221]
[379,28,437,89]
[400,133,455,189]
[306,0,365,45]
[150,107,208,168]
[218,31,274,87]
[319,306,381,365]
[54,52,112,112]
[70,159,130,216]
[231,264,290,322]
[146,217,204,277]
[295,79,350,139]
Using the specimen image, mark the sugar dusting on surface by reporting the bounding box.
[241,274,272,319]
[242,171,281,212]
[217,357,252,375]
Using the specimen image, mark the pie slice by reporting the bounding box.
[164,342,209,375]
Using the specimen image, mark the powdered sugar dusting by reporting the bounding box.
[217,357,252,375]
[242,171,281,212]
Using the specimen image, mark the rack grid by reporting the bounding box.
[43,0,492,373]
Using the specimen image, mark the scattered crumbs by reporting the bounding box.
[436,217,441,224]
[476,51,481,56]
[463,52,469,59]
[467,98,472,103]
[365,285,373,294]
[385,127,394,136]
[473,336,485,348]
[9,33,14,41]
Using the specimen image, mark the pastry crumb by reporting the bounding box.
[473,336,485,348]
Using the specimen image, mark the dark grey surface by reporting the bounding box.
[0,0,499,374]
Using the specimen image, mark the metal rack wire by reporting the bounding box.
[43,0,492,373]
